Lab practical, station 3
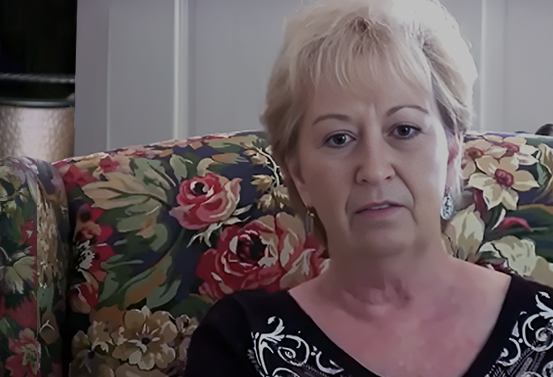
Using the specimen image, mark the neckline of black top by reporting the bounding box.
[272,274,530,377]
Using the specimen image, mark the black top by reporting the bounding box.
[184,275,553,376]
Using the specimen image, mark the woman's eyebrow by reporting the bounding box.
[312,105,428,126]
[386,105,429,116]
[312,113,351,126]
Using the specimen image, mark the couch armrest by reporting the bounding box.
[0,157,70,377]
[37,159,71,377]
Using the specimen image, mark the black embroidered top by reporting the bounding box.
[184,275,553,377]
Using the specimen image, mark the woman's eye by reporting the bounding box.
[326,133,352,146]
[393,125,419,138]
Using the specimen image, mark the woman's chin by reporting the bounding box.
[330,234,414,260]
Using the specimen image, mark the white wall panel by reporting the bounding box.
[503,0,553,133]
[190,0,484,135]
[75,0,184,155]
[75,0,553,156]
[441,0,483,130]
[75,0,111,155]
[107,0,177,149]
[480,0,507,132]
[189,0,302,136]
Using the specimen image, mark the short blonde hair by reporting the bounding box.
[261,0,477,242]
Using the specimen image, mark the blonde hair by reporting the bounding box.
[261,0,477,243]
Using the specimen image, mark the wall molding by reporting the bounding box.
[480,0,507,131]
[174,0,189,140]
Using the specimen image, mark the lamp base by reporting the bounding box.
[0,102,74,162]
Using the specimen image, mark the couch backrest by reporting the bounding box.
[48,130,553,376]
[54,131,328,376]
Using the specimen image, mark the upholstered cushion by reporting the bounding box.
[53,130,553,377]
[55,131,328,377]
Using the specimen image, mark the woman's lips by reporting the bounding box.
[356,202,403,219]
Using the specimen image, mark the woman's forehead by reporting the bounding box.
[311,59,432,103]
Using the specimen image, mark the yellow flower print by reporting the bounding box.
[480,236,537,275]
[172,315,198,362]
[468,156,539,210]
[462,139,507,179]
[112,307,177,371]
[442,205,485,261]
[251,175,273,193]
[70,330,119,377]
[535,143,553,201]
[243,149,268,165]
[115,364,168,377]
[89,321,118,353]
[484,135,538,165]
[478,236,553,287]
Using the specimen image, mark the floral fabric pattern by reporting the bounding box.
[169,172,242,230]
[0,157,69,377]
[196,212,327,299]
[445,132,553,286]
[5,130,553,377]
[55,131,328,377]
[37,159,71,377]
[0,157,40,377]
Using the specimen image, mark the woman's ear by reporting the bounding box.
[285,155,313,208]
[446,134,463,187]
[448,135,461,162]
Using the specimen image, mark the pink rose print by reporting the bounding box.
[196,213,327,300]
[169,173,242,230]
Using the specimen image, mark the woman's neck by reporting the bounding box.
[312,242,465,321]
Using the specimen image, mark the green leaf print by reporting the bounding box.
[170,155,191,181]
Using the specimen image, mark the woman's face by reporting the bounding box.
[289,71,458,258]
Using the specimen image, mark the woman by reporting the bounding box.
[184,0,553,376]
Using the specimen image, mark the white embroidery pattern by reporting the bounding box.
[250,316,348,377]
[247,289,553,377]
[493,291,553,376]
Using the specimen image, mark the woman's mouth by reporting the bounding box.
[368,204,393,210]
[356,202,403,219]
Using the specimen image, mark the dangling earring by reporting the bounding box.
[305,208,315,234]
[441,189,454,220]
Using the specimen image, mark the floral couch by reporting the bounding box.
[1,130,553,377]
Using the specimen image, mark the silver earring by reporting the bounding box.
[305,208,315,234]
[441,189,454,220]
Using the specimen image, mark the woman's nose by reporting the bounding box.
[354,141,395,185]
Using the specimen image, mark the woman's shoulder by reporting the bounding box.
[200,288,326,351]
[485,275,553,376]
[185,290,304,376]
[509,274,553,304]
[225,288,292,305]
[494,274,553,320]
[200,289,298,330]
[211,289,293,315]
